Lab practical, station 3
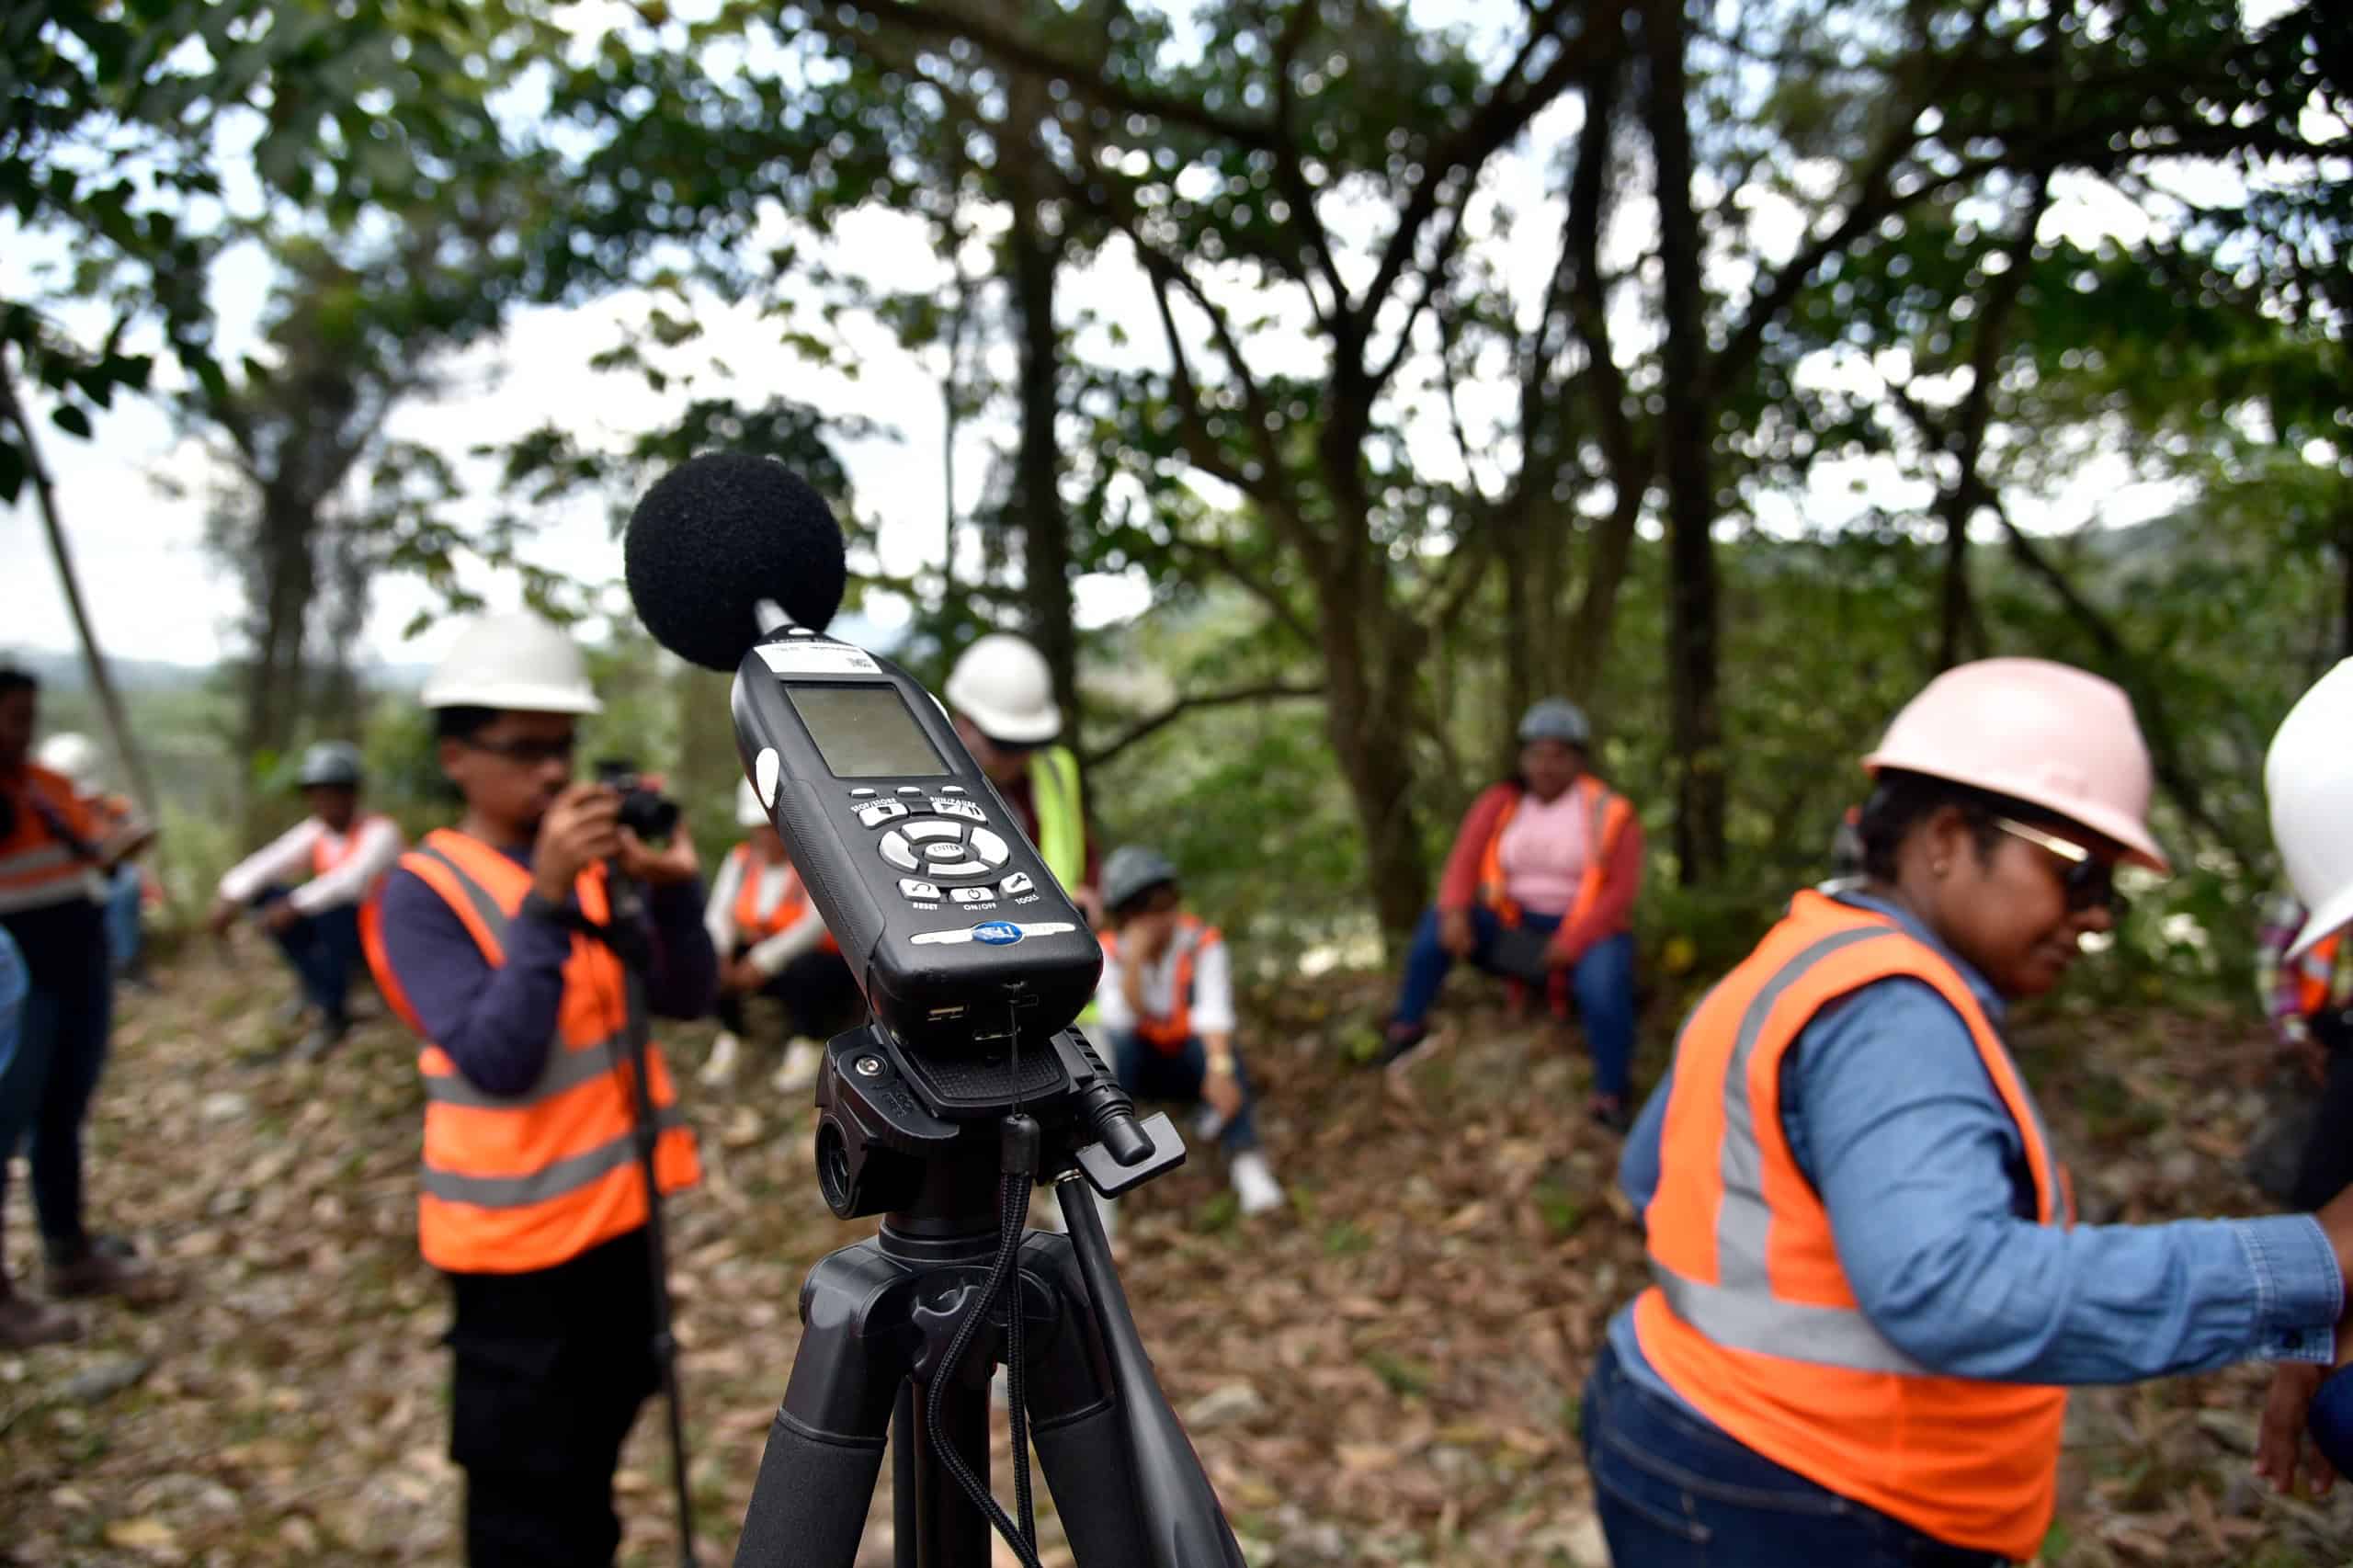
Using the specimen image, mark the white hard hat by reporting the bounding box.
[36,732,103,794]
[2267,658,2353,959]
[736,777,771,828]
[420,612,602,715]
[944,634,1060,745]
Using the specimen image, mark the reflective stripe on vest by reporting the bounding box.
[1476,775,1629,930]
[0,767,101,915]
[731,843,808,937]
[1102,915,1219,1051]
[1631,891,2066,1561]
[2297,932,2344,1019]
[1029,745,1086,892]
[360,827,700,1274]
[726,842,838,953]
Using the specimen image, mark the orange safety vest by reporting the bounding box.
[1100,914,1222,1051]
[358,828,700,1275]
[1476,775,1631,930]
[0,765,101,917]
[727,842,838,954]
[1631,890,2068,1562]
[2296,932,2345,1018]
[311,813,396,904]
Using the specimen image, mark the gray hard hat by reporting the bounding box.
[294,740,365,789]
[1517,698,1591,747]
[1102,845,1180,914]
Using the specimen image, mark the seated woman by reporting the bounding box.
[1377,699,1643,1129]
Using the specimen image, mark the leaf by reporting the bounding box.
[104,1517,178,1551]
[49,403,93,438]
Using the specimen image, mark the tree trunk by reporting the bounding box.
[0,349,168,865]
[1936,515,1972,672]
[240,487,320,833]
[1004,90,1078,735]
[1318,561,1428,939]
[2339,502,2353,662]
[1642,0,1725,883]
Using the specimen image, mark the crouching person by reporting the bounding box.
[1096,846,1284,1217]
[702,779,861,1094]
[359,614,713,1568]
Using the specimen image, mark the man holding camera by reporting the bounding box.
[359,613,713,1568]
[944,634,1103,924]
[208,739,404,1061]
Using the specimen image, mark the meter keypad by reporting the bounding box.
[857,786,1027,902]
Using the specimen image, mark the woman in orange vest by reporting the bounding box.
[1583,658,2353,1567]
[361,615,711,1568]
[1378,698,1643,1129]
[2255,888,2353,1211]
[700,778,859,1093]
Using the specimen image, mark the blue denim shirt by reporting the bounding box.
[1608,892,2338,1404]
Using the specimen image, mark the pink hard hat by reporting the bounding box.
[1863,658,2170,873]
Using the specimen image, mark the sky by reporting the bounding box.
[3,0,2315,674]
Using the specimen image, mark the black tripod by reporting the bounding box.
[731,1023,1250,1567]
[590,867,700,1568]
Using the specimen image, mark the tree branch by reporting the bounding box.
[1083,680,1324,768]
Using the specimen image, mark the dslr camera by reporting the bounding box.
[594,758,681,842]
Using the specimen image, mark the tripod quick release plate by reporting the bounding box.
[811,1025,1188,1219]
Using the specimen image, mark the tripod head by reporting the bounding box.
[813,1023,1184,1223]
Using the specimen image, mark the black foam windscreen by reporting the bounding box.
[623,452,848,671]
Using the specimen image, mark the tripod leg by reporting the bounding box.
[1018,1232,1154,1565]
[904,1372,995,1567]
[733,1246,907,1568]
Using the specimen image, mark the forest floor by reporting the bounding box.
[5,938,2353,1567]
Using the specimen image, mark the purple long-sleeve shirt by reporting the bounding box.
[375,842,717,1096]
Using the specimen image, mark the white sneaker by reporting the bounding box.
[773,1037,824,1097]
[1229,1151,1286,1217]
[699,1030,744,1087]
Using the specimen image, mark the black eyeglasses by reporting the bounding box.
[1994,817,2129,919]
[463,733,576,767]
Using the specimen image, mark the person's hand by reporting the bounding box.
[1438,909,1475,959]
[617,815,699,887]
[722,957,763,994]
[258,900,301,936]
[533,784,623,903]
[1202,1059,1244,1122]
[2314,1182,2353,1290]
[205,897,239,937]
[98,820,158,869]
[2256,1362,2336,1497]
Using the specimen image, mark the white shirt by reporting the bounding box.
[218,815,405,914]
[705,846,830,977]
[1093,925,1236,1038]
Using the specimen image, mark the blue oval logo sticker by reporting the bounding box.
[972,921,1023,946]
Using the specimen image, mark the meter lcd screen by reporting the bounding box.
[787,684,951,778]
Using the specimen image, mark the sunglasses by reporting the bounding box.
[463,733,576,767]
[1993,817,2128,919]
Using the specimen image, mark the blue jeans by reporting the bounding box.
[1108,1029,1260,1154]
[1580,1344,2012,1566]
[1390,904,1638,1099]
[255,886,363,1024]
[103,865,143,975]
[0,927,25,1090]
[0,900,113,1253]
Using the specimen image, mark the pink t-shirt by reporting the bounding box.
[1496,787,1592,916]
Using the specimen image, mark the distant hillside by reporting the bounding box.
[0,649,434,695]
